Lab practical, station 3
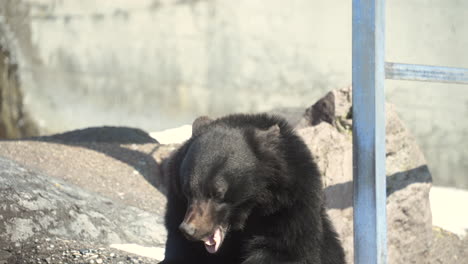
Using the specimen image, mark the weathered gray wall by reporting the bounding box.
[1,0,467,188]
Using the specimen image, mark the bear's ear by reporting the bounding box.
[192,116,213,136]
[254,124,281,142]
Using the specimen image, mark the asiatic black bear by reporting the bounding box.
[161,114,345,264]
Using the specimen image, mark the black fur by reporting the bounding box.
[160,113,345,264]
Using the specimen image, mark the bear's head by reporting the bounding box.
[176,116,285,254]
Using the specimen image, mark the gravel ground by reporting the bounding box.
[1,227,467,264]
[0,237,158,264]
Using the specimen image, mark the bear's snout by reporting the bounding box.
[179,222,198,240]
[179,200,217,241]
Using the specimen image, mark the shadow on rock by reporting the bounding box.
[29,126,167,193]
[324,165,432,210]
[0,126,176,214]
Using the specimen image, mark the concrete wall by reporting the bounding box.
[2,0,467,188]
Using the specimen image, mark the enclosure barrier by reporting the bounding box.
[385,62,468,84]
[352,1,468,264]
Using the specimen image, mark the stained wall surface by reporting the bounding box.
[2,0,467,187]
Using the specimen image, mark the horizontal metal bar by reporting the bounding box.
[385,62,468,84]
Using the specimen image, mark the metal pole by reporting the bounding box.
[385,62,468,84]
[352,0,387,263]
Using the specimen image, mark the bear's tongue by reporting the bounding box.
[204,227,222,254]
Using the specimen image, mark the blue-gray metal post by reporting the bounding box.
[352,0,387,263]
[385,62,468,84]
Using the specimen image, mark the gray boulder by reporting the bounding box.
[296,87,432,264]
[0,156,166,247]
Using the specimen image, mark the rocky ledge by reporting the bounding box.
[0,87,467,264]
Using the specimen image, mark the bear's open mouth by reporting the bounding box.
[202,227,225,254]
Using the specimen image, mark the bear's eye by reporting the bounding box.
[212,178,228,200]
[207,188,222,200]
[215,190,225,200]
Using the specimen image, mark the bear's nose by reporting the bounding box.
[179,222,197,240]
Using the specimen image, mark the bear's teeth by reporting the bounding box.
[205,238,216,246]
[204,228,223,253]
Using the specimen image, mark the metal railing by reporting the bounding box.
[352,1,468,264]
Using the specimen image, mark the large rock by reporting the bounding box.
[0,127,173,214]
[296,87,432,264]
[0,156,166,246]
[0,126,174,256]
[153,91,433,264]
